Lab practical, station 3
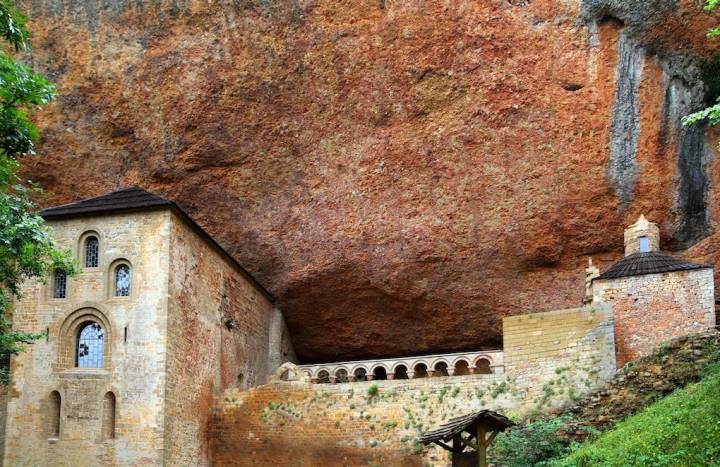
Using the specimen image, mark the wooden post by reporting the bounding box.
[477,424,488,467]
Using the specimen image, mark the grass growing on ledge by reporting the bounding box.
[555,364,720,466]
[367,383,379,397]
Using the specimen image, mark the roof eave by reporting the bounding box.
[594,264,714,282]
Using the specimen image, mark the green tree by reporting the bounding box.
[682,1,720,138]
[0,0,76,384]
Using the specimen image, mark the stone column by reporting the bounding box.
[406,371,415,379]
[329,376,337,384]
[447,368,455,377]
[366,374,375,381]
[387,372,395,380]
[426,370,435,378]
[468,366,477,375]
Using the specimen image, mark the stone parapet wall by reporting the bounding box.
[593,268,715,366]
[210,306,617,466]
[211,375,509,467]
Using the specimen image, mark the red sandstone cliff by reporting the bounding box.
[18,0,720,362]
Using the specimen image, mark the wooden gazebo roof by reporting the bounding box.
[420,410,514,445]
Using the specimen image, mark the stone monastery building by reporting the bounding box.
[1,188,716,466]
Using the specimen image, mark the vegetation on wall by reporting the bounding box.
[0,0,75,384]
[682,0,720,142]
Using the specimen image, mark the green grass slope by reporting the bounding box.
[555,364,720,467]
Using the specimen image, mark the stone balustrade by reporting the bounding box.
[298,350,504,384]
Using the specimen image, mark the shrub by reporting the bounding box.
[490,416,574,467]
[367,384,379,397]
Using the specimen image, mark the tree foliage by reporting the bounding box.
[0,1,75,384]
[682,1,720,136]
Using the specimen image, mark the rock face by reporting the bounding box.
[19,0,720,362]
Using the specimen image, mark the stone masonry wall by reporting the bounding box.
[503,305,616,401]
[593,269,715,366]
[209,306,617,466]
[3,211,172,466]
[164,212,277,466]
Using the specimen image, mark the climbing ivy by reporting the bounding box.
[682,0,720,145]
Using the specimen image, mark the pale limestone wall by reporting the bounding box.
[593,268,715,366]
[3,210,172,466]
[503,306,616,393]
[164,212,277,466]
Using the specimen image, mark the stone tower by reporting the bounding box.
[623,214,660,256]
[2,188,296,466]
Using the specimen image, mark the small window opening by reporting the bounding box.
[49,391,61,438]
[433,361,449,377]
[413,363,428,379]
[454,360,470,376]
[475,359,492,375]
[335,369,349,383]
[53,269,67,299]
[75,321,104,368]
[639,236,650,253]
[114,264,131,297]
[123,326,127,343]
[394,365,408,380]
[84,236,99,268]
[353,368,367,382]
[317,370,330,384]
[373,367,387,381]
[102,392,116,440]
[237,373,244,386]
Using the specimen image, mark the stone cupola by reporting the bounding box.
[623,214,660,256]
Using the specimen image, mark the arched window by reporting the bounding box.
[454,360,470,376]
[372,367,387,380]
[434,361,449,377]
[317,370,330,384]
[475,358,492,375]
[413,363,428,379]
[114,264,131,297]
[394,365,408,380]
[53,269,67,299]
[84,236,99,268]
[102,392,116,440]
[353,367,367,382]
[48,391,61,438]
[76,321,104,368]
[335,368,349,383]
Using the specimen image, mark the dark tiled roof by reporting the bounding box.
[419,410,514,444]
[40,187,273,301]
[40,187,173,218]
[596,251,711,281]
